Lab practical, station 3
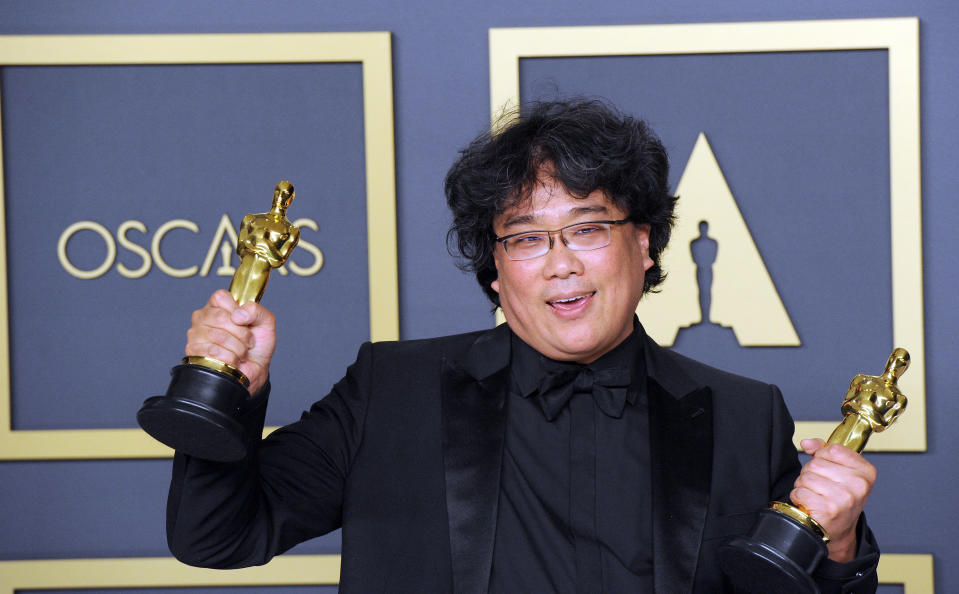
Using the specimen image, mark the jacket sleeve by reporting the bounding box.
[814,516,879,594]
[165,341,374,568]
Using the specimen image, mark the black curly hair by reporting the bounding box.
[445,98,677,308]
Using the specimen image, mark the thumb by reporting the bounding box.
[800,438,826,455]
[233,301,275,331]
[231,306,251,325]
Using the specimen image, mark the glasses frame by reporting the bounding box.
[494,218,631,261]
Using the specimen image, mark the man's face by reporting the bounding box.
[491,176,654,363]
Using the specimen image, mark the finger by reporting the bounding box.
[232,306,251,325]
[791,484,861,528]
[793,469,873,521]
[191,306,252,345]
[790,480,855,512]
[800,438,825,455]
[790,486,830,513]
[185,340,245,367]
[238,301,276,331]
[186,324,250,360]
[815,443,867,466]
[808,446,876,484]
[795,467,862,497]
[207,289,239,312]
[801,457,874,489]
[188,301,257,358]
[793,469,834,501]
[789,493,844,540]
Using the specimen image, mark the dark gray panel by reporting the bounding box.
[2,63,370,430]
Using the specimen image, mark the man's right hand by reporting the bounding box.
[185,290,276,395]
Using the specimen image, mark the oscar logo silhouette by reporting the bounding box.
[137,181,300,462]
[693,220,717,321]
[718,348,909,593]
[673,221,739,350]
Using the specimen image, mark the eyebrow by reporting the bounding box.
[500,204,611,231]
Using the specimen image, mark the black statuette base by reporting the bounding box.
[718,508,828,594]
[137,363,251,462]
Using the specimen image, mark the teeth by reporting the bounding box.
[554,295,584,303]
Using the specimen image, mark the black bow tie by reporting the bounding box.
[536,365,632,421]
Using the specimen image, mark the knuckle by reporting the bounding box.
[820,499,839,516]
[208,345,238,365]
[185,330,202,350]
[207,327,230,344]
[835,489,855,508]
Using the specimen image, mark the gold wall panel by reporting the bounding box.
[878,553,936,594]
[489,18,925,452]
[0,32,398,460]
[0,555,341,592]
[0,553,933,592]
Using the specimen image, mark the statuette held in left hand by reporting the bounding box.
[138,181,300,462]
[719,348,910,594]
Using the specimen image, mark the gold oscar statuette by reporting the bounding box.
[137,181,300,462]
[719,348,909,594]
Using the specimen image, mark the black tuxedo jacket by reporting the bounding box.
[167,324,878,593]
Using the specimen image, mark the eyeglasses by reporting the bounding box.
[495,219,631,261]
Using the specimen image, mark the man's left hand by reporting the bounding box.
[791,439,877,563]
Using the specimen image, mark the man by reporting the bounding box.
[167,100,879,592]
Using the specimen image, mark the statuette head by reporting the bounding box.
[883,347,910,381]
[273,181,295,211]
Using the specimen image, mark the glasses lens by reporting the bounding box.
[504,233,549,260]
[564,222,611,251]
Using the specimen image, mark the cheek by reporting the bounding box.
[492,259,539,300]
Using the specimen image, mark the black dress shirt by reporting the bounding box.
[489,327,654,593]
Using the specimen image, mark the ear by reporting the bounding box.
[635,224,654,272]
[490,247,503,294]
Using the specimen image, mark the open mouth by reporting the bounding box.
[548,291,596,311]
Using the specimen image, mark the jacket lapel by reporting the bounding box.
[440,323,715,593]
[441,324,511,594]
[644,337,714,593]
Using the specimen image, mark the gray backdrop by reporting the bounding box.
[1,1,956,592]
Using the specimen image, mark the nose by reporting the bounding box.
[541,233,584,279]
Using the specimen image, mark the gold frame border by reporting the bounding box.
[0,553,933,592]
[0,32,399,460]
[490,18,925,452]
[0,555,341,592]
[878,553,936,594]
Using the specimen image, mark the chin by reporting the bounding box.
[554,339,604,362]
